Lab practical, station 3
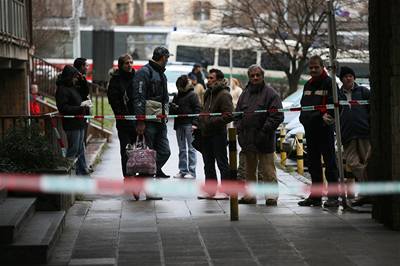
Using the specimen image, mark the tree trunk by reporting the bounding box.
[287,73,301,95]
[133,0,145,26]
[368,0,400,230]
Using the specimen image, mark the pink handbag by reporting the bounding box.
[126,136,157,176]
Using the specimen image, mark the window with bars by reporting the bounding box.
[146,2,164,21]
[193,1,211,21]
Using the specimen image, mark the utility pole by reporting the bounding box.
[72,0,83,58]
[327,0,347,209]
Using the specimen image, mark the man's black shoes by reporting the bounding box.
[298,197,322,207]
[156,170,170,178]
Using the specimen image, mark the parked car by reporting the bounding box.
[165,62,195,100]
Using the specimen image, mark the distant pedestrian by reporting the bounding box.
[198,69,234,199]
[298,55,340,208]
[56,65,91,175]
[191,63,206,88]
[73,57,90,101]
[30,84,41,115]
[170,75,201,179]
[132,47,171,179]
[188,73,205,107]
[339,66,371,206]
[230,78,243,109]
[107,54,136,178]
[236,65,284,205]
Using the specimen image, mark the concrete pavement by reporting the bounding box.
[47,125,400,266]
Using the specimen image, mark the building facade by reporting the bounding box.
[0,0,33,115]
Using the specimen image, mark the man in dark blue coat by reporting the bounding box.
[339,66,371,206]
[131,47,171,181]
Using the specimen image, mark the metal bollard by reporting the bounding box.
[296,133,304,175]
[228,128,239,221]
[280,127,287,167]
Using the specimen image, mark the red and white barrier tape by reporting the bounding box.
[0,174,399,197]
[52,100,369,121]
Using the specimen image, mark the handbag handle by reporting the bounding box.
[135,134,148,149]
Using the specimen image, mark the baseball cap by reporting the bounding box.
[152,47,173,60]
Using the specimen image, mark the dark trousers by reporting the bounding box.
[305,125,338,198]
[117,127,137,177]
[202,132,230,188]
[145,122,171,173]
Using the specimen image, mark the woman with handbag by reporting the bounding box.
[170,75,202,179]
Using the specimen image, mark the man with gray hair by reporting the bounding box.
[235,65,284,205]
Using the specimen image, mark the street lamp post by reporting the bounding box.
[72,0,82,58]
[326,0,347,209]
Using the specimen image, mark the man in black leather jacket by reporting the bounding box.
[107,54,136,177]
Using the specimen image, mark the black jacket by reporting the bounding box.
[170,88,201,130]
[107,69,136,130]
[340,83,370,144]
[299,71,339,131]
[236,82,284,153]
[131,61,169,116]
[56,84,89,131]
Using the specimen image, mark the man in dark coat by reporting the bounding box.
[198,69,234,199]
[298,55,340,208]
[339,66,371,206]
[131,47,171,180]
[56,65,91,175]
[107,54,136,178]
[236,65,284,205]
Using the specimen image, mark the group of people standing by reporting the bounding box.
[55,47,370,206]
[297,55,370,208]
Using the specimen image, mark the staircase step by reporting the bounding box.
[0,211,65,264]
[0,197,36,244]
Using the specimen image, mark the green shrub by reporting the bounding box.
[0,123,69,173]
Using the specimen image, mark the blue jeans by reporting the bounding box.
[65,128,88,175]
[145,122,171,172]
[176,124,196,177]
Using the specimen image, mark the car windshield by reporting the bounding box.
[283,89,303,106]
[165,70,189,83]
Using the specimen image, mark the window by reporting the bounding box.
[261,53,290,72]
[115,3,129,24]
[176,46,215,66]
[218,49,257,68]
[193,1,211,21]
[146,2,164,21]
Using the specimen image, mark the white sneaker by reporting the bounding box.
[213,192,229,200]
[183,174,195,179]
[174,172,184,179]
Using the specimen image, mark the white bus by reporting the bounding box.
[167,31,291,83]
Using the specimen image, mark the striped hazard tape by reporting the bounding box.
[51,100,369,121]
[1,174,399,197]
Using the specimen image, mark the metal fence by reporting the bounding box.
[0,0,28,42]
[0,114,65,158]
[32,56,62,98]
[32,56,109,131]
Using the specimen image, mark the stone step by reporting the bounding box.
[0,211,65,264]
[0,197,36,244]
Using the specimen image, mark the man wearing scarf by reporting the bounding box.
[298,55,340,208]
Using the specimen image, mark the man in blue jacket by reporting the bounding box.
[131,47,171,180]
[339,66,371,206]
